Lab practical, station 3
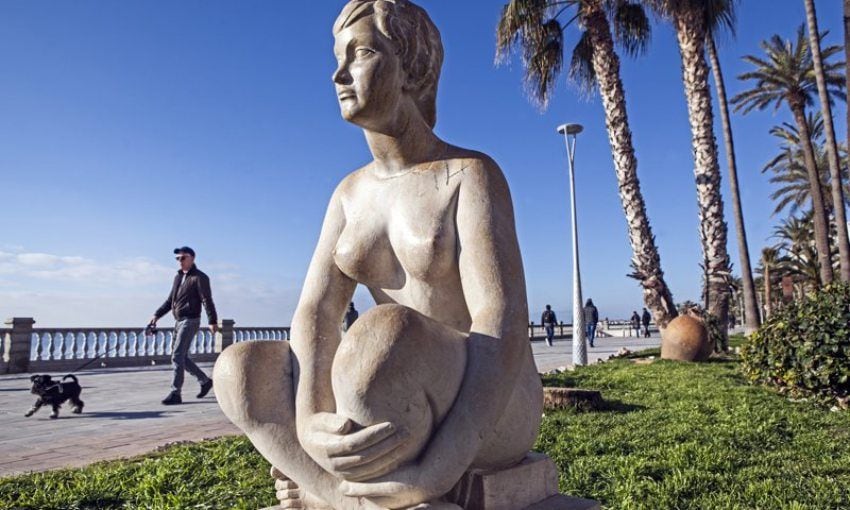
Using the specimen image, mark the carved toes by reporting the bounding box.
[270,466,331,510]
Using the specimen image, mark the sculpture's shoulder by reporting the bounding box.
[448,146,512,200]
[330,163,374,204]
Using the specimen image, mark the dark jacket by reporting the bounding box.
[154,265,218,324]
[541,310,557,325]
[583,305,599,325]
[343,308,359,332]
[642,310,651,326]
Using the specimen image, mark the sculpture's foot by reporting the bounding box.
[407,503,462,509]
[272,466,333,510]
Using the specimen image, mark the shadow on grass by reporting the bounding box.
[598,399,646,414]
[549,399,646,414]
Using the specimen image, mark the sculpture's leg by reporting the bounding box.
[335,304,542,476]
[214,341,381,510]
[470,350,543,470]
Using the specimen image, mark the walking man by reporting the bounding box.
[584,299,599,348]
[630,311,641,337]
[342,302,359,332]
[541,305,557,347]
[641,307,652,338]
[149,246,217,405]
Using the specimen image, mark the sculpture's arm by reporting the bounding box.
[421,155,530,479]
[290,183,357,423]
[340,156,530,506]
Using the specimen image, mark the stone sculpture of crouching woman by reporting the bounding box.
[214,1,543,508]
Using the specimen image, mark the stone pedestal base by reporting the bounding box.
[447,452,599,510]
[261,452,600,510]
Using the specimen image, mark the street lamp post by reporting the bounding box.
[557,123,587,366]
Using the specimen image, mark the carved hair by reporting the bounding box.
[334,0,443,128]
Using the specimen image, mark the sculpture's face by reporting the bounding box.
[333,17,406,129]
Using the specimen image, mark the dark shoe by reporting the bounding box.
[162,392,182,405]
[197,379,213,399]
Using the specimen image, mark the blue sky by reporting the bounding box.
[0,0,844,327]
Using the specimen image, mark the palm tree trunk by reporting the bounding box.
[707,36,761,335]
[580,0,678,327]
[845,0,850,197]
[764,262,772,319]
[672,10,732,334]
[804,0,850,282]
[790,101,835,285]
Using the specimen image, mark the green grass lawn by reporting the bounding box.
[3,345,850,509]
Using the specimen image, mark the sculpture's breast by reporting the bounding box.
[390,200,457,282]
[334,215,406,289]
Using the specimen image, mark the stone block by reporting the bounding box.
[525,495,602,510]
[451,452,559,510]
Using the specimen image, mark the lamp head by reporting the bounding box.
[557,123,584,136]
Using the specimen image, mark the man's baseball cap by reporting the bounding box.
[173,246,196,257]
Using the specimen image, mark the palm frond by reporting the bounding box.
[569,29,596,93]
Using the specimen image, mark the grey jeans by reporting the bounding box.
[171,318,209,393]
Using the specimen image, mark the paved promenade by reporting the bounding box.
[0,335,660,477]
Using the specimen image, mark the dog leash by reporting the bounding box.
[42,326,158,391]
[64,325,155,375]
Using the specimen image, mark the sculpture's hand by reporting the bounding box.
[338,463,454,509]
[301,412,409,481]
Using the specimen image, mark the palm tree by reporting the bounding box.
[706,32,759,334]
[773,213,821,291]
[733,26,841,287]
[644,0,734,334]
[802,0,850,282]
[762,113,844,216]
[495,0,679,327]
[757,247,785,319]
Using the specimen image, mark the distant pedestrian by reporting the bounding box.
[583,299,599,348]
[149,247,217,406]
[541,305,557,347]
[343,302,359,332]
[630,311,641,337]
[641,308,652,338]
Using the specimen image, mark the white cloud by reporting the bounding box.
[0,250,173,287]
[0,249,306,327]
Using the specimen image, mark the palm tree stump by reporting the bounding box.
[661,315,712,362]
[543,388,604,411]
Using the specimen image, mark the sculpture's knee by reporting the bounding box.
[213,340,294,427]
[332,304,466,468]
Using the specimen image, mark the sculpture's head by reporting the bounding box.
[333,0,443,131]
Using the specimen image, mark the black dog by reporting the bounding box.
[25,374,84,419]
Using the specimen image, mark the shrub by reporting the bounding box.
[741,283,850,404]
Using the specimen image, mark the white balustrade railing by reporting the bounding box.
[25,325,283,361]
[233,327,290,343]
[28,327,224,362]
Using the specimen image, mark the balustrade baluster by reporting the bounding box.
[31,332,41,361]
[64,331,74,359]
[44,333,54,361]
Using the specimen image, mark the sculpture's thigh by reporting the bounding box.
[332,304,468,474]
